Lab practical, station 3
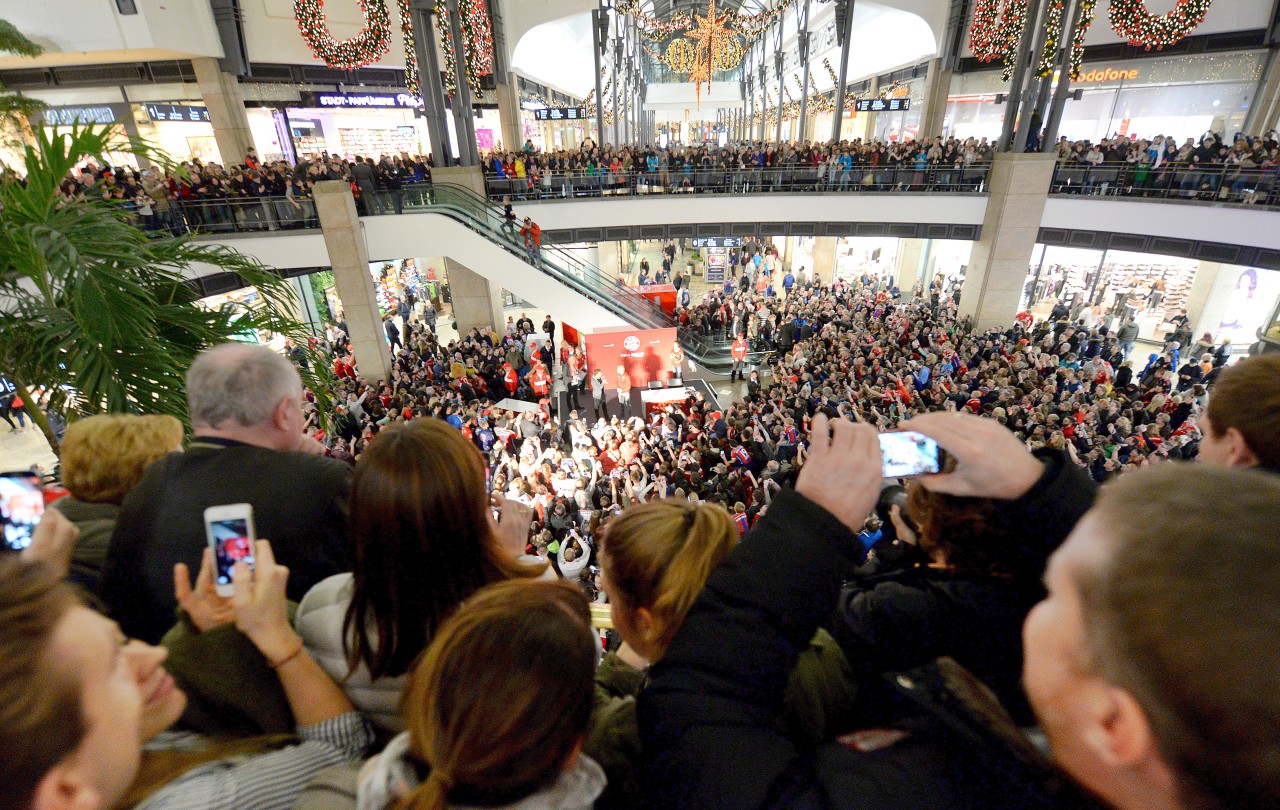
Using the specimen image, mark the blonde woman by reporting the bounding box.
[53,413,184,590]
[587,499,857,809]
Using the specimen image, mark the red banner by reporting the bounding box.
[630,283,678,316]
[582,327,679,387]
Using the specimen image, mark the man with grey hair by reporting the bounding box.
[99,343,352,643]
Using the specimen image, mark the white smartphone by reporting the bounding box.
[203,503,256,597]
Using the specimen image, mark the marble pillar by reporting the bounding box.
[313,181,392,382]
[445,258,505,336]
[192,57,253,167]
[958,153,1055,331]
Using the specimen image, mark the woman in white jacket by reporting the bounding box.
[295,419,546,733]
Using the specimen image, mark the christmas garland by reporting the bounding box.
[293,0,391,69]
[435,0,494,97]
[394,0,420,100]
[1109,0,1212,50]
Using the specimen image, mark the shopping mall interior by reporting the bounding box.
[2,1,1280,809]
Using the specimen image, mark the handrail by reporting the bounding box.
[1049,164,1280,206]
[481,163,994,201]
[416,184,676,331]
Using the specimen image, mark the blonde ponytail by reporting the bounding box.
[398,768,454,810]
[600,500,739,661]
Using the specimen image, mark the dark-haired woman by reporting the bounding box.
[296,419,546,733]
[357,579,603,810]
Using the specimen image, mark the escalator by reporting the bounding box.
[408,185,758,372]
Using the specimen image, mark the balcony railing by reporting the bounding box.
[481,164,993,201]
[1049,164,1280,206]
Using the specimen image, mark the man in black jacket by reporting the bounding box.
[99,343,351,644]
[640,411,1280,810]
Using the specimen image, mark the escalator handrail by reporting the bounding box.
[422,185,676,330]
[402,184,739,369]
[412,193,671,330]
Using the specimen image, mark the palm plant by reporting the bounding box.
[0,124,329,448]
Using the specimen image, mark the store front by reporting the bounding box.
[945,51,1264,143]
[281,92,431,160]
[518,103,590,152]
[30,101,223,166]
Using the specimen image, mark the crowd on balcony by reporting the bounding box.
[482,135,998,198]
[51,148,435,233]
[5,237,1280,809]
[1050,130,1280,202]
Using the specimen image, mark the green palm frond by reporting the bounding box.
[0,123,332,441]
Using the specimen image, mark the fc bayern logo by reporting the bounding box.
[623,335,641,351]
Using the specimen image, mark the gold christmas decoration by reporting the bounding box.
[686,0,733,106]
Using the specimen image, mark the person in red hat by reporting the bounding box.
[502,361,518,396]
[529,362,552,400]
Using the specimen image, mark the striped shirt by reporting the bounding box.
[138,712,372,810]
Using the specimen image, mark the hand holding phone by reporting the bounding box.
[878,431,949,479]
[1,471,45,553]
[204,503,256,597]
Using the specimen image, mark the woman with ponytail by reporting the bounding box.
[356,579,604,810]
[586,499,858,809]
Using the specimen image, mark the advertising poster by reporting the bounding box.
[582,327,679,386]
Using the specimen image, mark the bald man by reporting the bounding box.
[99,344,352,643]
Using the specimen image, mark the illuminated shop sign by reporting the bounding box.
[144,103,211,122]
[855,98,911,112]
[310,93,424,109]
[40,105,119,126]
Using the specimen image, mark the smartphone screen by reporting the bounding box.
[879,431,944,478]
[210,517,254,588]
[0,472,44,552]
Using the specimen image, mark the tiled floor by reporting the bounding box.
[0,423,59,475]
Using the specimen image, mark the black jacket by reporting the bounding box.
[640,463,1098,810]
[828,451,1097,726]
[99,438,352,643]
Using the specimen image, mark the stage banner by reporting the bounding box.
[582,326,679,386]
[562,322,581,347]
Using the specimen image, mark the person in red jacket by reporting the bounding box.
[529,362,552,400]
[730,334,749,382]
[502,361,518,396]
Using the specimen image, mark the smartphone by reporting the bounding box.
[878,431,947,479]
[0,472,44,552]
[203,503,256,597]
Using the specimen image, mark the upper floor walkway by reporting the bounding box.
[184,176,1280,274]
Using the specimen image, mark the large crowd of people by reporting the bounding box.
[4,313,1279,809]
[6,128,1280,810]
[43,127,1280,240]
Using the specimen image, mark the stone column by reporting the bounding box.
[313,181,392,382]
[445,258,505,336]
[431,164,488,197]
[599,240,623,282]
[895,238,925,293]
[192,57,253,167]
[782,235,795,271]
[811,236,837,283]
[958,153,1055,331]
[495,71,522,152]
[855,76,879,141]
[919,58,953,139]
